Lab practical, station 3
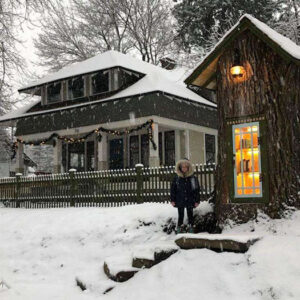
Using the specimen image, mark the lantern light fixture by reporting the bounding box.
[230,49,246,78]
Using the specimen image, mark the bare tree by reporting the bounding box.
[34,0,177,69]
[0,0,51,157]
[120,0,177,64]
[275,0,300,45]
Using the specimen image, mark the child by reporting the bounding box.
[171,159,200,233]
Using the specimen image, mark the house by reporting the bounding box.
[185,15,300,224]
[0,150,37,177]
[0,50,217,174]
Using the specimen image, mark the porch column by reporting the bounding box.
[184,129,190,160]
[53,139,62,173]
[98,132,108,170]
[175,129,181,162]
[15,141,24,174]
[149,122,159,167]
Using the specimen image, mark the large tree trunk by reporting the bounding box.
[215,30,300,225]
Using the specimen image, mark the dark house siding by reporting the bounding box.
[15,92,217,136]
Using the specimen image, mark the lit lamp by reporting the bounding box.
[230,49,246,78]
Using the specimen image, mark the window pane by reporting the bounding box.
[165,131,175,166]
[62,143,67,172]
[159,132,163,165]
[87,141,95,171]
[91,71,109,95]
[68,142,85,172]
[130,135,139,168]
[47,82,61,103]
[205,134,216,164]
[120,69,140,89]
[141,134,149,167]
[68,76,84,99]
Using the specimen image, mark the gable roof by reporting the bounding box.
[0,50,216,126]
[185,14,300,89]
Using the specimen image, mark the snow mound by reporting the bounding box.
[0,203,300,300]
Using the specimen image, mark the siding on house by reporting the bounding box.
[15,93,218,136]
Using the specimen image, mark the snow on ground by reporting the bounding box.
[0,203,300,300]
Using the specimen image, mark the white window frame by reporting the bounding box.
[232,121,263,198]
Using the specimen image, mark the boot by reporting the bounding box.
[176,225,184,234]
[188,225,194,233]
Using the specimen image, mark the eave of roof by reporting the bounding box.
[0,89,217,126]
[185,14,300,87]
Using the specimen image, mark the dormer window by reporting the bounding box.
[47,82,62,103]
[91,71,109,95]
[67,76,84,100]
[120,69,141,89]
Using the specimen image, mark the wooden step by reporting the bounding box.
[175,234,260,253]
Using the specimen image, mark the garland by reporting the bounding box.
[12,119,157,159]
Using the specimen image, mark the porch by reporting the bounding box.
[14,116,217,174]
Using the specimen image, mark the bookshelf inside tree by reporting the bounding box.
[233,123,262,198]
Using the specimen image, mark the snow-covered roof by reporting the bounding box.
[185,14,300,86]
[0,51,216,125]
[244,14,300,60]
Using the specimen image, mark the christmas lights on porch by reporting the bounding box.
[11,119,157,158]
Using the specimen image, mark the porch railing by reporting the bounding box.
[0,163,215,208]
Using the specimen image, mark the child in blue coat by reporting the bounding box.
[171,159,200,233]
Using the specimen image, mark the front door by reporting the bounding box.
[109,138,124,169]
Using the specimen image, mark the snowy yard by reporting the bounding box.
[0,203,300,300]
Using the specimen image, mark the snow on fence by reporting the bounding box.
[0,164,215,208]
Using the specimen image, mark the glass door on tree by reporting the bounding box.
[233,122,262,197]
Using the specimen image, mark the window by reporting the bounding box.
[129,134,149,168]
[141,134,149,167]
[47,82,61,103]
[87,141,95,171]
[205,134,216,164]
[158,131,175,166]
[68,76,84,99]
[164,131,175,166]
[62,140,95,172]
[233,122,262,198]
[129,135,139,167]
[91,71,109,95]
[159,132,163,165]
[68,143,85,172]
[109,138,124,169]
[120,69,140,89]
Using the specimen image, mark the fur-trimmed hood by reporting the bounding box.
[175,159,194,178]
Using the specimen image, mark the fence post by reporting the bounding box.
[135,164,144,204]
[69,169,76,207]
[15,173,22,208]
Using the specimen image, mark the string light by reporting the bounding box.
[11,119,157,158]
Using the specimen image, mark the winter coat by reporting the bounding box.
[170,159,200,208]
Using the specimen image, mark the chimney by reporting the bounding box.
[160,57,176,70]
